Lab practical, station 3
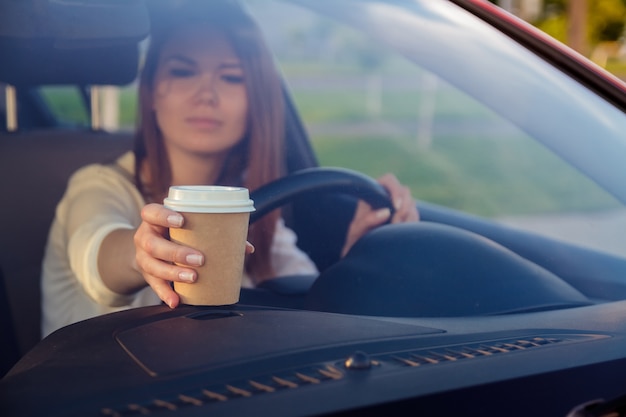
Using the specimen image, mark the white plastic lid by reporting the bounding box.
[163,186,255,213]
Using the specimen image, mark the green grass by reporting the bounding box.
[312,135,619,217]
[290,89,492,124]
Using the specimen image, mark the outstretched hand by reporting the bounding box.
[341,173,419,257]
[134,203,254,308]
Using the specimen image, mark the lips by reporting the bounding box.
[185,117,223,130]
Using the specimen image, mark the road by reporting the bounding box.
[498,209,626,259]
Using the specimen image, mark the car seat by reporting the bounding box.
[0,266,19,377]
[0,0,148,362]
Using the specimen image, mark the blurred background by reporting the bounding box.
[491,0,626,75]
[63,0,626,131]
[28,0,626,256]
[39,0,626,216]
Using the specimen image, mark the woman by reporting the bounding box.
[41,1,417,337]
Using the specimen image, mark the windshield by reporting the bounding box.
[38,0,626,259]
[243,0,626,259]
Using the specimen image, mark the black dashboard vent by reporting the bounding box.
[100,365,343,416]
[99,334,606,416]
[386,335,593,367]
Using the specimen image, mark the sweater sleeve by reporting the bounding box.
[270,218,319,277]
[58,162,145,307]
[67,221,136,306]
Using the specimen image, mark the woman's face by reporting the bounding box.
[152,25,248,160]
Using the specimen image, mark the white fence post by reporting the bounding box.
[101,86,120,131]
[416,72,438,150]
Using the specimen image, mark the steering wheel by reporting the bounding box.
[249,167,394,224]
[244,167,593,318]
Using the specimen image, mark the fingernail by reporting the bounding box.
[246,242,255,254]
[167,214,183,227]
[186,254,204,266]
[394,198,403,210]
[178,270,195,283]
[376,208,392,220]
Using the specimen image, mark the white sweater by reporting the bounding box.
[41,152,317,337]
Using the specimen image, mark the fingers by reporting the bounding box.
[246,241,256,254]
[135,233,202,279]
[143,272,180,309]
[341,201,391,257]
[141,203,184,228]
[341,174,419,257]
[355,201,393,230]
[134,204,205,308]
[377,174,419,223]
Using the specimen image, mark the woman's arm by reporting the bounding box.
[61,166,203,308]
[97,228,147,296]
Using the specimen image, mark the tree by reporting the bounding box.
[490,0,626,55]
[568,0,588,55]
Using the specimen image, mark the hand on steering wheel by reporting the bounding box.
[341,173,419,256]
[250,167,419,258]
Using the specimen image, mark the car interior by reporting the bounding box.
[5,2,626,416]
[0,0,358,375]
[4,0,626,375]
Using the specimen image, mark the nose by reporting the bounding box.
[194,73,218,105]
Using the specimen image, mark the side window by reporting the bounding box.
[39,86,89,127]
[117,85,138,130]
[39,85,137,131]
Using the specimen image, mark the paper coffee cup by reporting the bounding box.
[164,186,255,305]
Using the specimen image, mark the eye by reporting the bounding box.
[222,74,244,84]
[168,67,196,78]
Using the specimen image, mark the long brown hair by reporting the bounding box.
[134,1,284,281]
